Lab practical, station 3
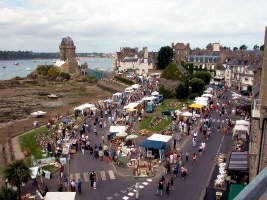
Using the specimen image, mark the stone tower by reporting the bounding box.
[59,36,79,74]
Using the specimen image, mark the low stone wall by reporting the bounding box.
[97,78,127,93]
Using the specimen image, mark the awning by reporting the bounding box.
[235,120,250,126]
[123,102,139,109]
[109,126,127,133]
[147,133,172,143]
[44,192,76,200]
[202,93,213,98]
[151,91,159,96]
[139,139,167,149]
[74,103,96,111]
[228,184,246,200]
[227,152,248,172]
[189,103,204,109]
[142,96,157,101]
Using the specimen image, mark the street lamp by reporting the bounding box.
[5,179,8,190]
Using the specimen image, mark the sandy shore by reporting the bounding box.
[0,78,112,144]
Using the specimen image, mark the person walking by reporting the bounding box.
[192,153,197,164]
[89,171,95,188]
[170,176,174,190]
[181,166,187,180]
[166,181,170,196]
[185,151,189,162]
[70,180,76,192]
[77,178,82,194]
[157,180,164,196]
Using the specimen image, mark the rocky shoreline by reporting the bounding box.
[0,77,113,144]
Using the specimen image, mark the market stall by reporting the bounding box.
[74,103,96,115]
[139,133,172,160]
[44,192,76,200]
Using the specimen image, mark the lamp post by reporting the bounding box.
[5,179,8,190]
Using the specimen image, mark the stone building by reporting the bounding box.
[249,27,267,181]
[58,36,79,74]
[172,42,190,64]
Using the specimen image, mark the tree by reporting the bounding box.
[159,84,173,98]
[193,71,211,84]
[47,66,60,79]
[253,44,259,50]
[4,160,31,200]
[260,45,264,51]
[0,187,18,200]
[233,47,238,51]
[175,83,189,99]
[239,44,247,50]
[190,78,205,94]
[161,63,184,80]
[157,46,173,69]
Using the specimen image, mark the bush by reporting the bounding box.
[161,63,184,81]
[47,66,60,79]
[175,83,189,99]
[190,77,205,94]
[36,65,52,76]
[193,71,211,84]
[189,93,200,99]
[159,84,173,98]
[60,72,71,80]
[114,76,135,85]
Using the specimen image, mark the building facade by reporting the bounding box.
[249,27,267,181]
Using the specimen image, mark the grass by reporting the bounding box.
[157,98,194,112]
[19,126,49,161]
[139,115,171,132]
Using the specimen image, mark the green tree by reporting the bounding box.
[260,45,264,51]
[253,44,259,50]
[0,187,18,200]
[47,66,60,79]
[3,160,31,200]
[157,46,173,69]
[239,44,247,50]
[193,71,211,84]
[233,47,238,51]
[36,65,52,76]
[190,78,205,94]
[175,83,189,99]
[161,63,184,80]
[159,84,173,98]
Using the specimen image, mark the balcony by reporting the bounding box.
[252,99,261,118]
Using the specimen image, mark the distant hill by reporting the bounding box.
[0,51,111,60]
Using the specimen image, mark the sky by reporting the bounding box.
[0,0,266,53]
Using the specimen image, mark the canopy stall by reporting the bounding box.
[131,84,141,90]
[233,125,249,136]
[29,166,39,179]
[109,125,127,134]
[204,87,213,94]
[112,92,123,101]
[139,134,172,160]
[235,120,250,126]
[189,103,204,109]
[151,91,159,96]
[202,93,213,98]
[123,102,140,110]
[194,100,208,106]
[181,111,193,117]
[44,192,76,200]
[227,152,249,172]
[74,103,96,114]
[142,96,157,101]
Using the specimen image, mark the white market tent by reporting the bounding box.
[30,111,47,117]
[125,87,134,93]
[236,120,250,126]
[131,84,141,89]
[202,93,213,98]
[151,91,159,96]
[182,111,193,117]
[147,133,172,143]
[194,100,208,106]
[29,166,39,179]
[109,125,127,133]
[123,102,140,109]
[204,87,213,94]
[74,103,95,112]
[44,192,76,200]
[142,96,157,101]
[195,96,209,102]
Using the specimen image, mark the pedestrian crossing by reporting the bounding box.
[69,169,116,182]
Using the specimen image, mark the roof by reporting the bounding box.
[74,103,95,111]
[61,36,74,46]
[139,139,167,149]
[147,133,172,142]
[109,126,127,133]
[44,192,76,200]
[227,152,248,172]
[122,57,138,62]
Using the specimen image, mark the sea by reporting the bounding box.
[0,57,113,80]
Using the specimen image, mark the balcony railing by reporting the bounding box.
[252,98,261,118]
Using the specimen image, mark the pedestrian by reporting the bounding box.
[77,178,82,194]
[81,146,85,155]
[157,180,164,196]
[170,176,174,190]
[63,176,68,190]
[166,181,170,195]
[185,151,189,162]
[101,135,105,144]
[181,166,187,180]
[89,171,94,188]
[70,180,76,192]
[192,152,197,164]
[93,172,97,190]
[192,137,196,147]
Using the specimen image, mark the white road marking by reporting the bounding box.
[146,178,152,182]
[122,196,129,200]
[142,182,149,185]
[108,170,116,180]
[128,192,135,197]
[138,185,144,189]
[100,170,107,181]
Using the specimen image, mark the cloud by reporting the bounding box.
[0,0,266,52]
